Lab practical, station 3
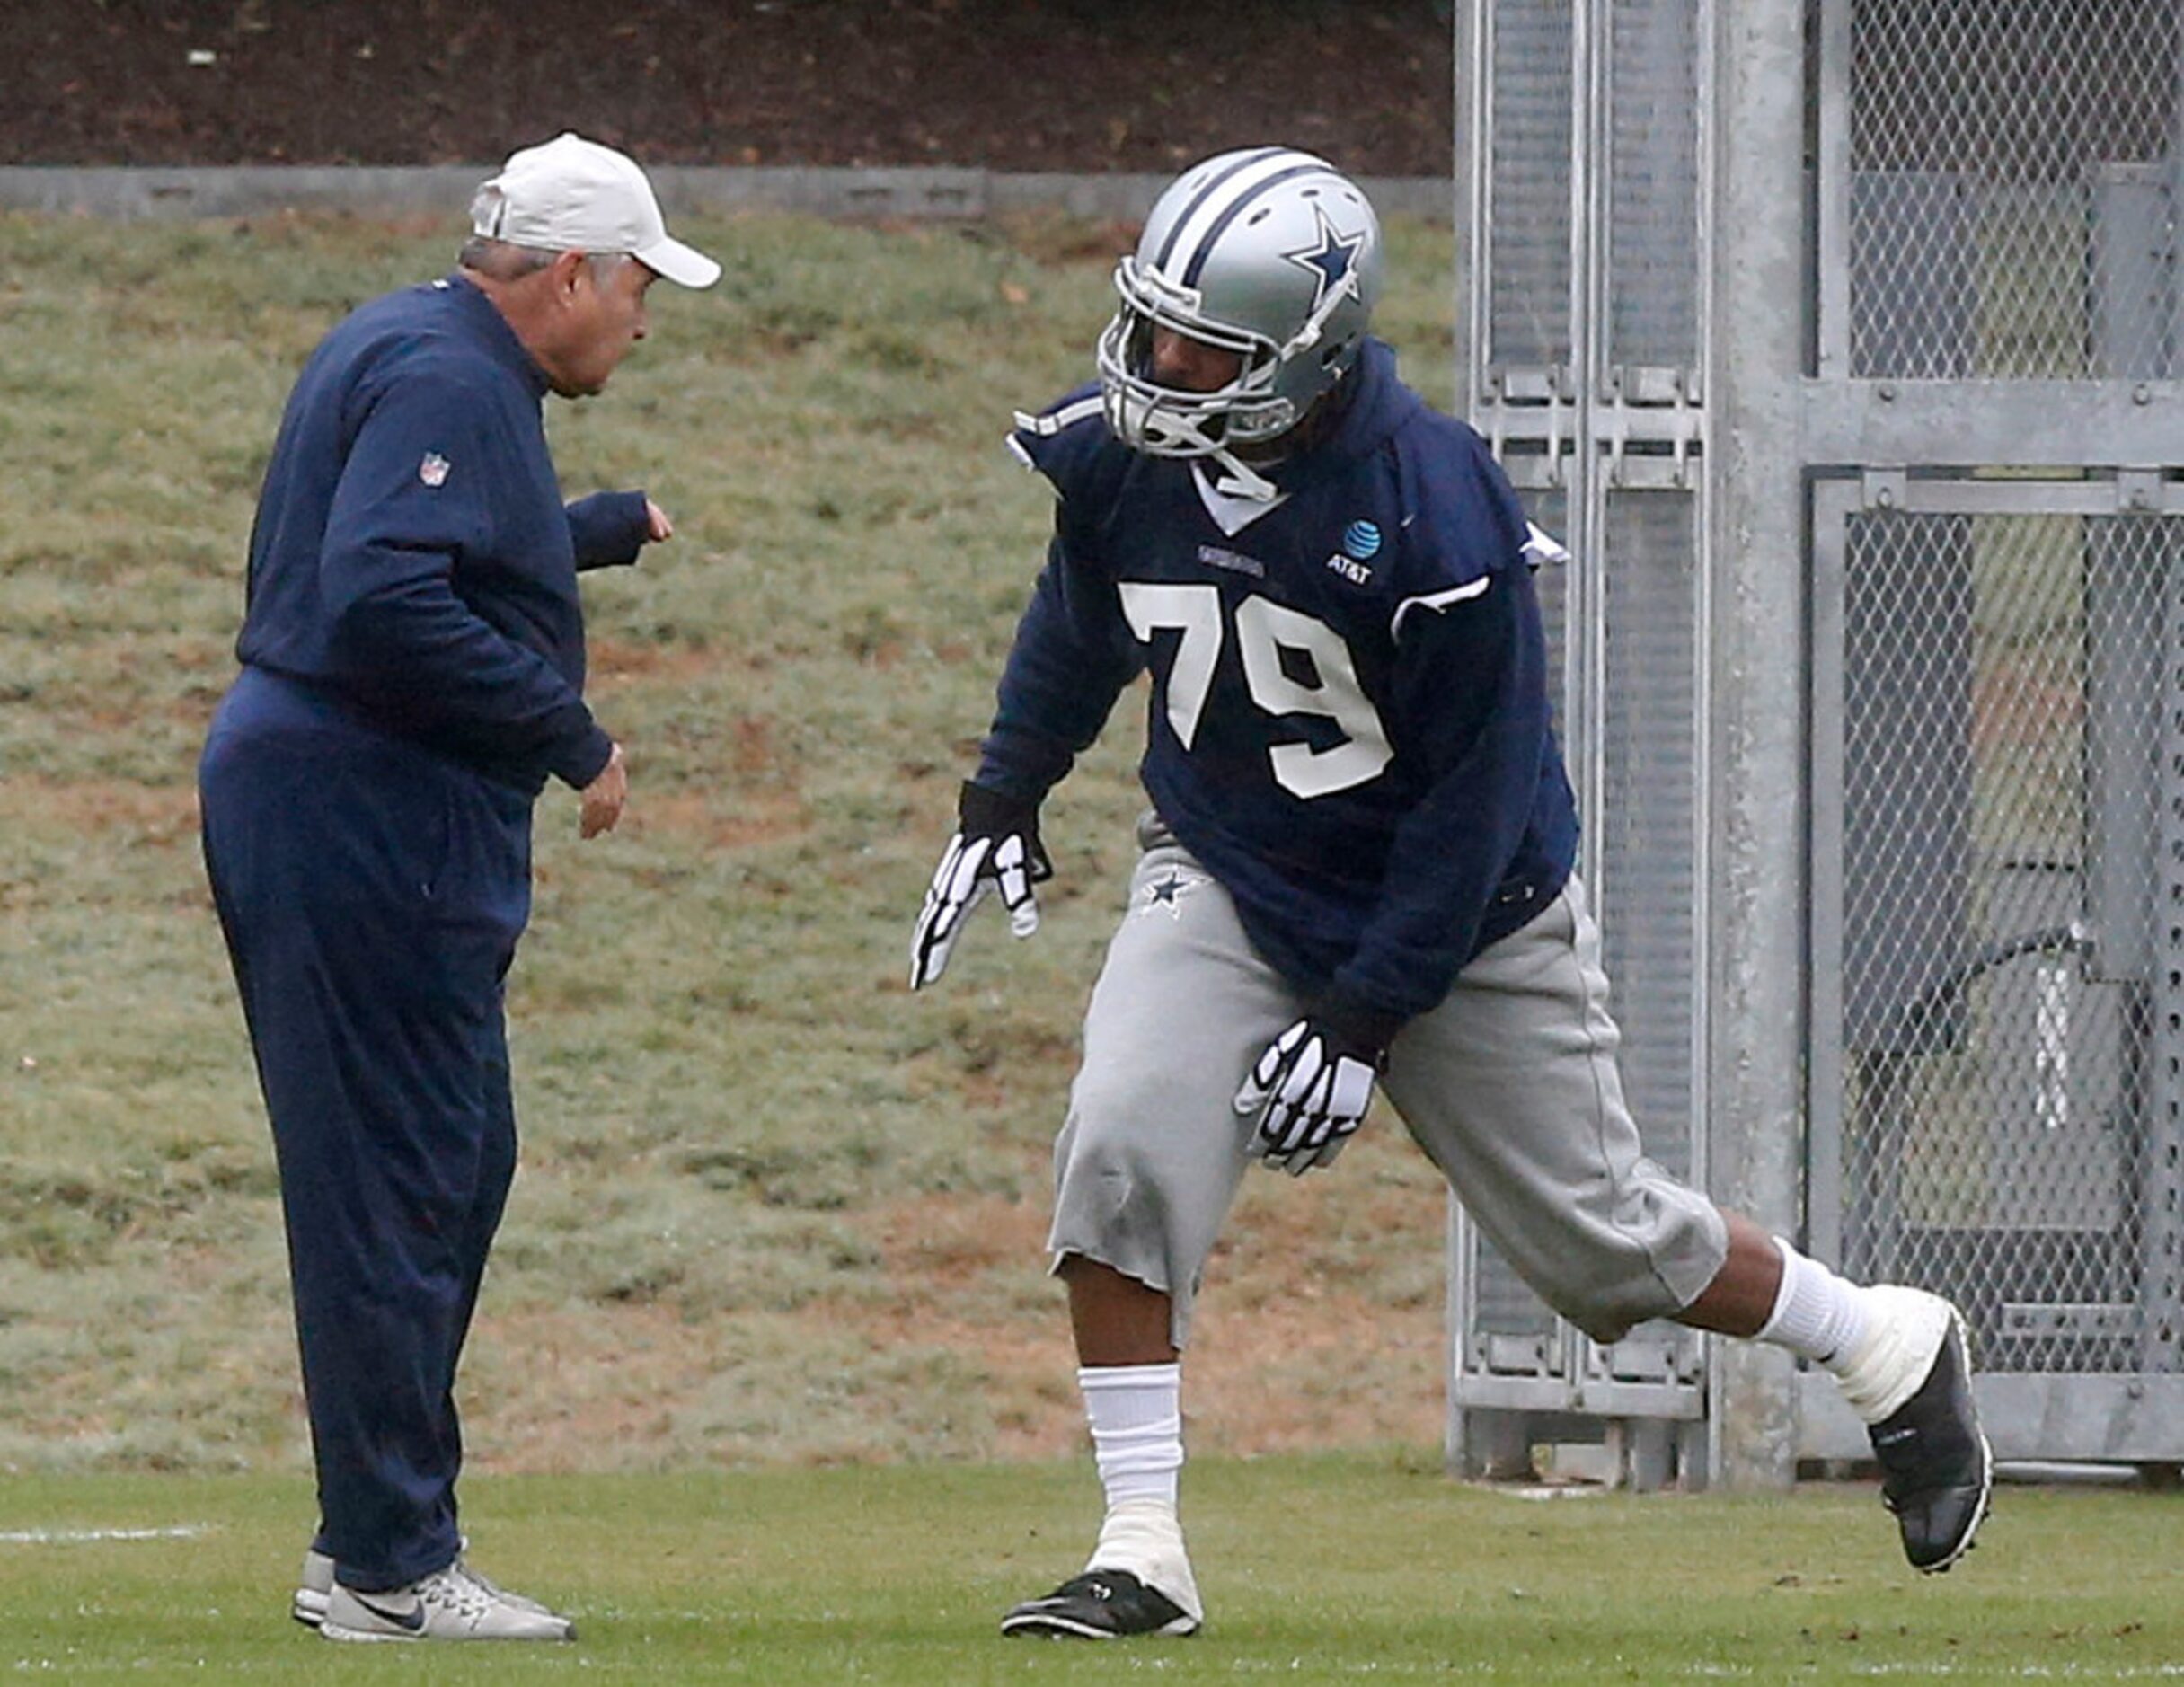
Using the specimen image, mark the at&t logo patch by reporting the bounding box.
[1326,517,1383,585]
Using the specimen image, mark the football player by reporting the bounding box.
[911,146,1990,1640]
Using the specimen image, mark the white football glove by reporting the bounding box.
[908,782,1052,990]
[1233,1015,1389,1176]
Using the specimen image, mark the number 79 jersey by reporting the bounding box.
[977,339,1578,1029]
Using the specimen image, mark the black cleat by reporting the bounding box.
[1000,1569,1200,1639]
[1867,1303,1992,1573]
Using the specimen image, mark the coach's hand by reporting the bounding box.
[1233,1014,1391,1175]
[579,742,628,839]
[908,781,1053,989]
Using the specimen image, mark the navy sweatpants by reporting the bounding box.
[199,667,533,1592]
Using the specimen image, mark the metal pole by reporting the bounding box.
[1704,0,1810,1488]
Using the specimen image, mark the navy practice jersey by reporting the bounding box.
[234,274,650,796]
[975,338,1579,1030]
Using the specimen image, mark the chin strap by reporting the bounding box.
[1278,262,1363,364]
[1207,447,1279,501]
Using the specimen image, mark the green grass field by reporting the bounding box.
[4,1456,2180,1681]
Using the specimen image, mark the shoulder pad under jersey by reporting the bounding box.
[1004,384,1122,501]
[1385,410,1550,641]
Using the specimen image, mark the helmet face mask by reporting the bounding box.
[1097,146,1383,471]
[1096,260,1295,457]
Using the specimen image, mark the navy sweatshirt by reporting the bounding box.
[977,338,1578,1033]
[234,273,648,795]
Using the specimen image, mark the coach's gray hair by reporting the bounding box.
[457,234,632,286]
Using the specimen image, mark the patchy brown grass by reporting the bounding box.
[588,639,723,682]
[447,1145,1449,1473]
[621,788,810,850]
[12,777,199,837]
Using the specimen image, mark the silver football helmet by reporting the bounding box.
[1098,146,1383,471]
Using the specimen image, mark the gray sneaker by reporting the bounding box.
[320,1564,575,1643]
[293,1549,332,1628]
[296,1537,549,1628]
[454,1553,556,1615]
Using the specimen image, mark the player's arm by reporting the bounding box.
[1235,561,1547,1173]
[1325,555,1552,1026]
[318,369,613,792]
[909,526,1142,989]
[975,529,1145,800]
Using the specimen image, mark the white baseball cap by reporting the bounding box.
[471,132,721,289]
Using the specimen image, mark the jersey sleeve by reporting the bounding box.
[972,390,1145,802]
[319,367,612,789]
[1323,434,1554,1023]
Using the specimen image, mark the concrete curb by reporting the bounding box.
[0,163,1454,225]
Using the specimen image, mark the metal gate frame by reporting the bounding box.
[1453,0,2184,1488]
[1447,0,1717,1490]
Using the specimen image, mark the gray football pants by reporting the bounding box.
[1049,819,1729,1350]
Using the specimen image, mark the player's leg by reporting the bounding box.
[1002,821,1296,1640]
[203,707,464,1590]
[399,967,563,1627]
[1386,875,1989,1572]
[1691,1214,1989,1574]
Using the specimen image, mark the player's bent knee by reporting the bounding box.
[1057,1131,1168,1214]
[1054,1121,1191,1255]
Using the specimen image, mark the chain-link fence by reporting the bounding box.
[1847,0,2180,380]
[1827,508,2182,1375]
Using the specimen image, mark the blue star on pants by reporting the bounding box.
[1141,870,1194,919]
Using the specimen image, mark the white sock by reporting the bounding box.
[1080,1363,1182,1512]
[1756,1238,1872,1369]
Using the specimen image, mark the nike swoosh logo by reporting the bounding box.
[349,1592,426,1631]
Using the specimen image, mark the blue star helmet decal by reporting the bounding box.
[1283,206,1366,314]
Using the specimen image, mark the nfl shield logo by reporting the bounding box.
[419,453,450,488]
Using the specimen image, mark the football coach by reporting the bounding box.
[198,133,717,1643]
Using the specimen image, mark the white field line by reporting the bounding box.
[1493,1484,1607,1502]
[0,1524,209,1544]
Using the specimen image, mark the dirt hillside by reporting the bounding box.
[0,2,1453,177]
